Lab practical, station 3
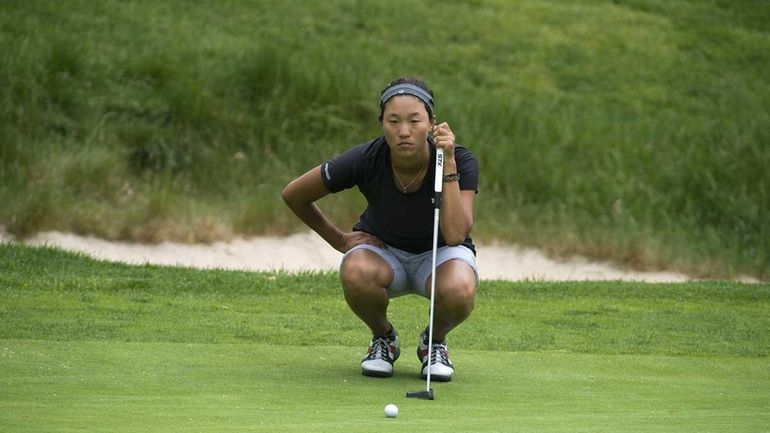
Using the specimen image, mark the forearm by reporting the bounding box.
[439,159,473,245]
[281,167,345,251]
[284,199,345,251]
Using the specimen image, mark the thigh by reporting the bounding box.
[411,245,479,298]
[340,244,409,297]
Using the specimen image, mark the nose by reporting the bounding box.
[398,122,410,137]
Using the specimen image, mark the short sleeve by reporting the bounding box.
[321,143,368,193]
[455,146,479,193]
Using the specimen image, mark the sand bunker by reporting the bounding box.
[1,230,696,282]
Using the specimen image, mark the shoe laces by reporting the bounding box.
[365,336,390,361]
[430,342,450,366]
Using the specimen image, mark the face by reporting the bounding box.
[381,95,433,159]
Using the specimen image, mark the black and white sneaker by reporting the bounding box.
[417,328,454,382]
[361,327,400,378]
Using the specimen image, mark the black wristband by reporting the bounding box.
[443,173,460,183]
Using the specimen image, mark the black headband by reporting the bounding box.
[380,83,434,118]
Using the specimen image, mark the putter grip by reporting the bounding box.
[434,148,444,193]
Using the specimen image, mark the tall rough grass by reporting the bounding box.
[1,0,768,279]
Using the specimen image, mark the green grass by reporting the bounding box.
[0,0,768,279]
[1,244,769,432]
[3,341,767,433]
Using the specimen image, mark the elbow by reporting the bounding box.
[281,181,297,206]
[444,237,464,247]
[280,185,290,205]
[442,218,473,246]
[281,166,328,212]
[443,227,470,246]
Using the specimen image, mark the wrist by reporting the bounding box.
[336,232,345,250]
[442,158,457,174]
[443,173,460,183]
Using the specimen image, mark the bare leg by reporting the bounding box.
[427,260,477,341]
[339,249,394,336]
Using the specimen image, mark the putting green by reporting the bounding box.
[2,340,767,433]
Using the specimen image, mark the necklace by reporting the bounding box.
[392,156,428,193]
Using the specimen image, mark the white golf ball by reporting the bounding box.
[384,403,398,418]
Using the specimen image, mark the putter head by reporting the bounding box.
[406,389,435,400]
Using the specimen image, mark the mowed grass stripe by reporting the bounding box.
[1,340,768,433]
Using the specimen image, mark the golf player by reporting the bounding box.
[282,77,479,382]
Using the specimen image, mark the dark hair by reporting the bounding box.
[378,76,435,121]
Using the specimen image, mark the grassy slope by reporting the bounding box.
[1,244,769,431]
[1,244,768,356]
[0,0,768,279]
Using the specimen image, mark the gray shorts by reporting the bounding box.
[341,243,479,299]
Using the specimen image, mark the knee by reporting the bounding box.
[436,265,476,311]
[340,249,391,292]
[441,281,476,312]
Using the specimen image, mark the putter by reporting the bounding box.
[406,141,443,401]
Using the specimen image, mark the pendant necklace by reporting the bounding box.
[393,156,428,193]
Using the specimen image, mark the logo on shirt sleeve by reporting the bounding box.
[323,162,331,181]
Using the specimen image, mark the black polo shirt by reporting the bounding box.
[321,136,479,254]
